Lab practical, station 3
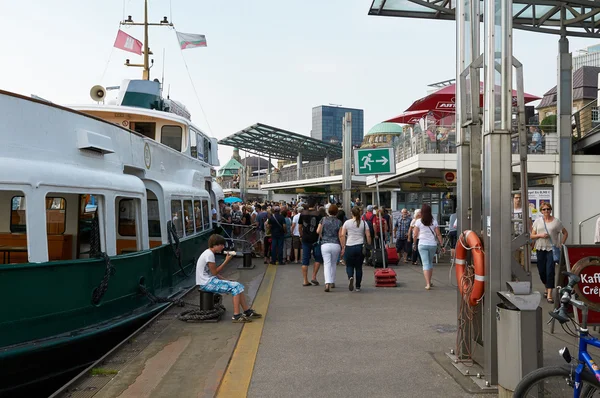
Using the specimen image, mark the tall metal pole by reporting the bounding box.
[375,175,387,268]
[456,0,481,362]
[143,0,150,80]
[558,24,573,241]
[342,112,352,216]
[482,0,513,385]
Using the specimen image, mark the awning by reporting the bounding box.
[385,110,452,124]
[219,123,343,161]
[405,82,541,113]
[368,1,600,39]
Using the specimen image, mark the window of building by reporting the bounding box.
[592,107,599,122]
[161,125,183,152]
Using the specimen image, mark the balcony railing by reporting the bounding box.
[573,99,600,141]
[268,162,343,184]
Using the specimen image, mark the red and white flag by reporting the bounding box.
[114,29,143,55]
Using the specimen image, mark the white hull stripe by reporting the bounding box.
[474,274,486,282]
[455,259,466,265]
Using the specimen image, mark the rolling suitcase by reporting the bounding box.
[386,245,399,265]
[372,246,388,268]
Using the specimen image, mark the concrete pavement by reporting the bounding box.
[62,256,585,398]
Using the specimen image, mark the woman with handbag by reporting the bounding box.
[316,204,343,292]
[412,204,444,290]
[531,203,568,303]
[340,207,372,292]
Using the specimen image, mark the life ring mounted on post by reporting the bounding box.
[455,230,485,307]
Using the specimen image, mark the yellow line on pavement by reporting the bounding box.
[216,264,277,398]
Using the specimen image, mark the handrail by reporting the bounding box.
[579,211,600,244]
[576,98,598,114]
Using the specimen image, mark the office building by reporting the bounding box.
[311,105,364,146]
[573,44,600,71]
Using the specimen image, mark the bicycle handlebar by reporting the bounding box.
[549,271,581,325]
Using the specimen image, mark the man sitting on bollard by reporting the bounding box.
[197,234,262,323]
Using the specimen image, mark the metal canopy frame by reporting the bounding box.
[369,0,600,38]
[219,123,343,161]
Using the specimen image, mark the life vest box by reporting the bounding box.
[374,268,397,287]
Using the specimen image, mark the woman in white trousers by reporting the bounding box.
[316,204,343,292]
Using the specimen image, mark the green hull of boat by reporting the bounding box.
[0,231,209,359]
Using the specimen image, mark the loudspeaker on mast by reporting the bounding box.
[90,85,107,102]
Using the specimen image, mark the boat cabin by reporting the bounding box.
[0,87,223,265]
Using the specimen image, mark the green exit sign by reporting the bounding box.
[353,147,396,176]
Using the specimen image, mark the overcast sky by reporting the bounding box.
[1,0,597,166]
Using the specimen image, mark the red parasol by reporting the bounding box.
[405,82,541,113]
[385,110,454,125]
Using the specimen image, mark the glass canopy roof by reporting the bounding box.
[219,123,343,161]
[369,0,600,38]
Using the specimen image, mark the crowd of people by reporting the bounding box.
[215,196,446,293]
[202,192,598,323]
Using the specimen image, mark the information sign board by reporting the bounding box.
[353,147,395,176]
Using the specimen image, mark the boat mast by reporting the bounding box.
[121,0,172,80]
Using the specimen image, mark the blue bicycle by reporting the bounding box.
[514,272,600,397]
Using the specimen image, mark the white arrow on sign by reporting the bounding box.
[375,157,389,166]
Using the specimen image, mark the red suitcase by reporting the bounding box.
[374,268,397,287]
[386,245,399,265]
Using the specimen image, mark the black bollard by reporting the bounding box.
[199,290,216,311]
[238,251,255,269]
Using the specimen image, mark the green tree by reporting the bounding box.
[540,114,557,134]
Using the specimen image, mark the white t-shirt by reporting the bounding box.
[415,219,439,246]
[343,219,367,246]
[196,248,216,286]
[292,213,301,236]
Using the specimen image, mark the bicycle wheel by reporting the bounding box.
[514,365,600,397]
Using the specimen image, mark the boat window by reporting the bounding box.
[132,122,156,140]
[9,196,27,233]
[183,200,194,235]
[204,139,210,164]
[194,200,202,231]
[46,197,67,234]
[162,125,182,152]
[118,199,137,236]
[2,193,28,264]
[196,134,204,161]
[190,131,197,159]
[117,198,140,254]
[11,196,66,234]
[78,194,102,259]
[147,199,161,238]
[171,200,184,238]
[202,200,210,229]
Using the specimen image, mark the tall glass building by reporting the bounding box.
[311,105,364,147]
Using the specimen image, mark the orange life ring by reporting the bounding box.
[455,230,485,307]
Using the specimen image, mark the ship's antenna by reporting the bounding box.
[168,84,171,99]
[120,0,173,80]
[161,48,166,94]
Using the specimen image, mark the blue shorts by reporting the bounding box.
[200,277,244,296]
[302,241,323,265]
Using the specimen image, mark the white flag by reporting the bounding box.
[176,32,207,50]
